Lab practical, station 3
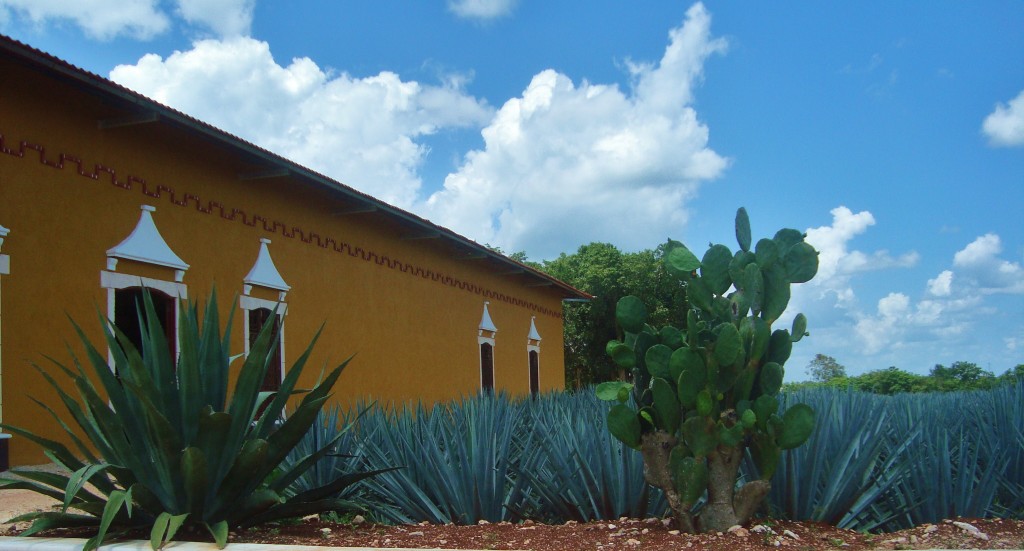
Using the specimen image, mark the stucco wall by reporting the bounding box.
[0,55,568,467]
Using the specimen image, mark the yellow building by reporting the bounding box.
[0,35,588,469]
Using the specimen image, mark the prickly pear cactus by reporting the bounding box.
[596,208,818,533]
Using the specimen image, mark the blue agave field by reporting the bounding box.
[285,379,1024,532]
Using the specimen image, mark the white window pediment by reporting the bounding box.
[479,301,497,336]
[106,205,188,282]
[244,238,290,299]
[527,316,542,344]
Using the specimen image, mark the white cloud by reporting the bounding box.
[447,0,517,20]
[802,206,918,305]
[927,270,953,297]
[952,233,1024,294]
[0,0,169,40]
[847,232,1023,356]
[1006,331,1024,352]
[982,89,1024,147]
[953,233,1001,266]
[110,37,493,208]
[854,291,981,354]
[422,2,728,258]
[855,292,909,354]
[175,0,254,37]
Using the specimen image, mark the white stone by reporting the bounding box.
[952,520,979,533]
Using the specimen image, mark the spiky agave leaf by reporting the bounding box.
[2,289,372,549]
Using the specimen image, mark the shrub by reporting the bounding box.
[0,290,383,550]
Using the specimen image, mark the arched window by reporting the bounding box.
[102,206,188,365]
[528,350,540,396]
[248,307,283,418]
[478,301,497,393]
[1,224,10,470]
[113,287,177,358]
[527,316,541,396]
[240,238,289,417]
[480,342,495,393]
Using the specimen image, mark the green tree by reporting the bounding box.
[543,243,629,387]
[806,354,847,383]
[929,361,996,391]
[850,366,932,395]
[1000,364,1024,383]
[542,242,685,388]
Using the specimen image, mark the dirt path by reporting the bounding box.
[0,489,60,530]
[0,464,69,531]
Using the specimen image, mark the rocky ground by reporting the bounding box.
[218,516,1024,550]
[3,505,1022,550]
[2,465,1022,550]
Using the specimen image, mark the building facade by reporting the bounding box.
[0,36,588,468]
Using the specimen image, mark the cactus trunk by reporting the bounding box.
[640,432,696,533]
[698,447,770,532]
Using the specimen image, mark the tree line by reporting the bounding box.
[789,353,1024,394]
[505,242,1023,392]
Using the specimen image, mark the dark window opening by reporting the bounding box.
[480,342,494,393]
[113,287,176,359]
[249,307,282,418]
[529,350,540,396]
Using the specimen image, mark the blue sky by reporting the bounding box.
[2,1,1022,380]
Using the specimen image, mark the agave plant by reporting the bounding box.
[0,290,386,550]
[281,402,375,499]
[989,378,1024,518]
[756,387,918,532]
[889,389,1011,524]
[358,394,525,525]
[513,391,666,523]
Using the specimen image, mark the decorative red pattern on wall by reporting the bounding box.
[0,132,562,319]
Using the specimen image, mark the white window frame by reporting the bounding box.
[100,270,187,364]
[527,346,540,395]
[0,224,9,431]
[478,336,496,392]
[240,296,287,384]
[478,301,498,392]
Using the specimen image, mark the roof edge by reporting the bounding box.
[0,34,591,300]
